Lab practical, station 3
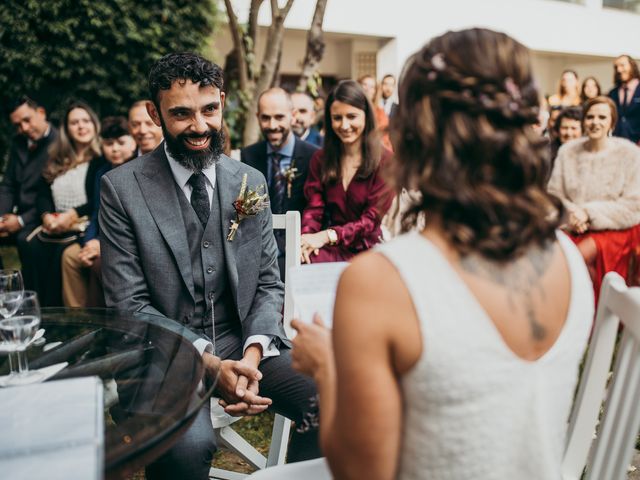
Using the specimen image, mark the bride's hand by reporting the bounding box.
[291,315,332,379]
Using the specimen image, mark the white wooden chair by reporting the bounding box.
[209,211,300,479]
[247,458,331,479]
[563,271,640,480]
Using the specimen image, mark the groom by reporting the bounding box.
[99,53,319,479]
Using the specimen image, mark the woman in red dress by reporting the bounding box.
[300,80,393,263]
[548,96,640,297]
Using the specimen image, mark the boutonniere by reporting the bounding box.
[282,165,299,198]
[227,173,269,241]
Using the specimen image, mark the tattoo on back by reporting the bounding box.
[460,242,555,341]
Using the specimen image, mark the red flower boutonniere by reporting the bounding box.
[227,173,269,241]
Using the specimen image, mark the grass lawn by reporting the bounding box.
[0,245,21,270]
[129,411,275,479]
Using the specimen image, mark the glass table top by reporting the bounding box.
[0,307,216,479]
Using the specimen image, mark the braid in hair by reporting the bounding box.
[411,52,540,127]
[390,28,563,262]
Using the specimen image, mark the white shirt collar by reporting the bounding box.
[27,124,52,149]
[164,142,216,190]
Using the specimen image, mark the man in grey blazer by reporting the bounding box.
[100,53,319,479]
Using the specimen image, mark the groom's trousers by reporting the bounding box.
[145,329,320,480]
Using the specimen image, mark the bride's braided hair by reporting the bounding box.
[390,28,563,261]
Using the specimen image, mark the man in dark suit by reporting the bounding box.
[100,53,319,480]
[0,96,58,286]
[291,91,323,147]
[609,54,640,144]
[242,88,319,277]
[379,74,398,118]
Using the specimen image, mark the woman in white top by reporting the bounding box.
[31,101,103,306]
[252,28,594,480]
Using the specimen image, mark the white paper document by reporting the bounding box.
[288,262,349,328]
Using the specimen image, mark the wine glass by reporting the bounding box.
[0,269,24,375]
[0,291,41,385]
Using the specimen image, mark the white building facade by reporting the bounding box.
[213,0,640,97]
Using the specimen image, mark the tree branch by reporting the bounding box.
[248,0,263,44]
[243,0,295,145]
[224,0,249,90]
[297,0,328,93]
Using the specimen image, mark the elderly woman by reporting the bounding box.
[548,96,640,297]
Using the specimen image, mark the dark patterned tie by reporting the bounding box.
[622,86,629,112]
[270,153,286,214]
[188,173,210,227]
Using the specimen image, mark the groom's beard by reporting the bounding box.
[160,120,225,171]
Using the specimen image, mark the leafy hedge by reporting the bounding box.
[0,0,219,166]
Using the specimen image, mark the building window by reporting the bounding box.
[603,0,640,12]
[356,52,377,80]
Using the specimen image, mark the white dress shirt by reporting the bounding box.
[164,144,279,359]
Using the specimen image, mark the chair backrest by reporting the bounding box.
[272,211,301,339]
[563,272,640,480]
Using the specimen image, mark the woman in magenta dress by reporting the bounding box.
[300,80,393,263]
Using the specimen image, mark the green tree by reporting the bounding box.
[0,0,219,164]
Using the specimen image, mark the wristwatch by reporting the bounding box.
[327,228,338,246]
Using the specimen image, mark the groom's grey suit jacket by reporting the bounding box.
[99,144,287,349]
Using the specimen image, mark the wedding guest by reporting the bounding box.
[580,76,601,104]
[548,69,581,107]
[548,96,640,297]
[31,101,104,306]
[251,27,593,480]
[0,96,58,285]
[61,116,136,307]
[608,55,640,143]
[128,100,163,155]
[380,189,425,240]
[357,74,377,104]
[550,106,583,161]
[379,74,398,117]
[300,80,393,263]
[546,105,563,141]
[358,74,392,149]
[291,91,323,147]
[534,100,550,137]
[241,88,318,277]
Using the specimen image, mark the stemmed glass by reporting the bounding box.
[0,291,41,385]
[0,269,24,374]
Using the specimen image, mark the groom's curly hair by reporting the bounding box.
[148,52,224,106]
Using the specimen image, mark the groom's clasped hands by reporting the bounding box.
[202,346,273,416]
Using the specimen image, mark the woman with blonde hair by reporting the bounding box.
[548,69,581,107]
[251,28,593,480]
[31,100,105,306]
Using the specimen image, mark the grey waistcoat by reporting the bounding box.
[175,181,239,347]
